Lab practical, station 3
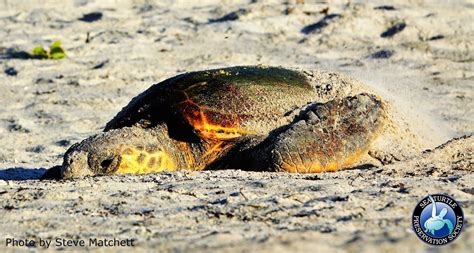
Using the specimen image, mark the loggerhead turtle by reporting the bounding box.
[41,66,423,179]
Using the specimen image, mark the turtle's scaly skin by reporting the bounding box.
[42,66,389,179]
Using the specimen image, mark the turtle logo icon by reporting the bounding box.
[423,195,453,236]
[412,194,464,246]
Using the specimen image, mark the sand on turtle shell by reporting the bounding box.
[0,0,472,252]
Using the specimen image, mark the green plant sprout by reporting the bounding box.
[32,40,66,60]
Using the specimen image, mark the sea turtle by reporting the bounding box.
[424,196,454,236]
[41,66,424,179]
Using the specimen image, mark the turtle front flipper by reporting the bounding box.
[246,93,385,172]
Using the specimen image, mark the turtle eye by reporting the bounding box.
[100,158,113,173]
[99,156,121,174]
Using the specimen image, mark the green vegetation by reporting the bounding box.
[32,46,48,59]
[32,40,66,60]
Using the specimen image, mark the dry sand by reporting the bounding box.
[0,0,472,252]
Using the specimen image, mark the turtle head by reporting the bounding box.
[60,141,124,179]
[61,146,96,178]
[40,139,109,180]
[42,126,186,179]
[59,132,133,179]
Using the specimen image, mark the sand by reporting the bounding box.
[0,0,472,252]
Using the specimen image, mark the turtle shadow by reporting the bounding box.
[345,163,377,171]
[0,167,47,181]
[0,47,32,60]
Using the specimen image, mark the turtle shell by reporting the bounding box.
[105,66,316,140]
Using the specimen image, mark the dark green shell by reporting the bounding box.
[105,66,316,139]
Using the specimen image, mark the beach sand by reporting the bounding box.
[0,0,472,252]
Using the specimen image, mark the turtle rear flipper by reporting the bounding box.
[246,93,384,172]
[444,218,454,235]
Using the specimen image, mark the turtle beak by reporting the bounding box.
[40,165,63,180]
[61,150,94,179]
[40,150,94,180]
